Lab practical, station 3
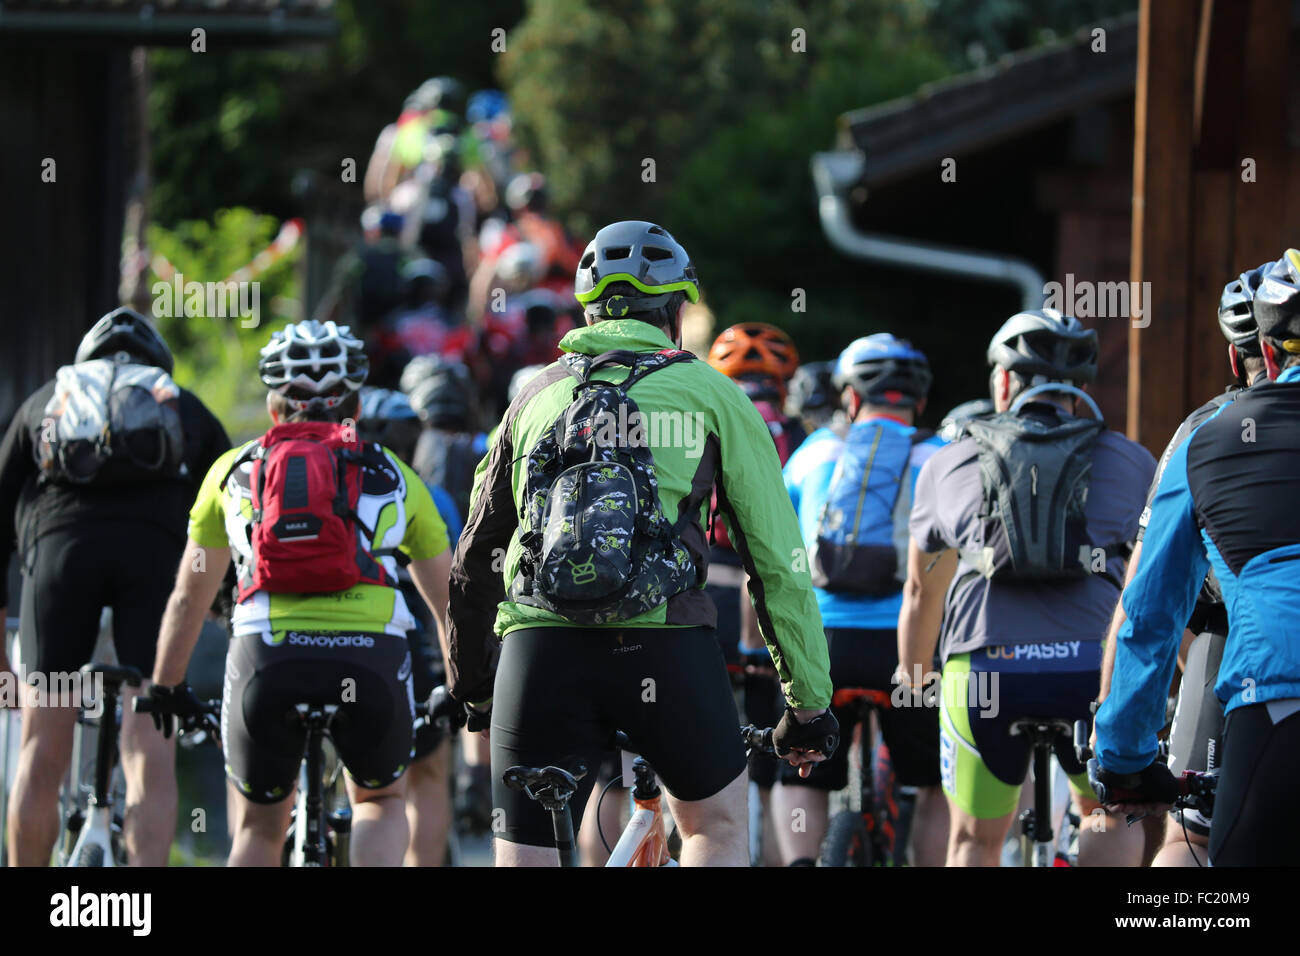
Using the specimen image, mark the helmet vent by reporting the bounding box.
[643,245,672,261]
[603,246,631,260]
[580,251,596,269]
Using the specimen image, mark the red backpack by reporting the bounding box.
[226,421,395,601]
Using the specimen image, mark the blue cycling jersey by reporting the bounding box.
[784,417,944,630]
[1096,365,1300,773]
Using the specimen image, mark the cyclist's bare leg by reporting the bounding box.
[770,781,828,863]
[228,790,293,866]
[577,777,626,867]
[118,683,176,866]
[666,769,748,866]
[1151,813,1209,866]
[347,775,409,867]
[495,838,559,866]
[403,740,451,866]
[911,785,950,866]
[6,693,76,865]
[946,801,1012,866]
[1074,792,1143,866]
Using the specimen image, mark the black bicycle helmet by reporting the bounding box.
[76,307,174,374]
[1218,260,1271,355]
[986,308,1097,384]
[258,320,368,412]
[785,361,836,420]
[573,221,699,320]
[833,334,932,408]
[1253,249,1300,344]
[400,354,476,429]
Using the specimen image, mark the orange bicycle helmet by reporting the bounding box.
[707,323,800,384]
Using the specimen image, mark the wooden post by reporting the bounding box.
[1129,0,1200,449]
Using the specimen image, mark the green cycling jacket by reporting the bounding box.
[446,319,832,710]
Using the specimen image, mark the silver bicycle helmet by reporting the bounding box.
[258,320,368,412]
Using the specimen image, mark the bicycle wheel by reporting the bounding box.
[75,843,106,867]
[821,810,872,867]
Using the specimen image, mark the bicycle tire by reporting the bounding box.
[820,810,872,867]
[75,843,106,867]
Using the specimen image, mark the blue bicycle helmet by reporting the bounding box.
[834,334,932,407]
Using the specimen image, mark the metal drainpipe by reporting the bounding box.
[811,151,1045,310]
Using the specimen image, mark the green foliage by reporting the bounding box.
[149,0,525,224]
[147,208,300,440]
[920,0,1137,67]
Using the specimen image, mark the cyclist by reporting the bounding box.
[704,322,802,863]
[445,220,837,866]
[776,334,948,866]
[402,355,488,521]
[785,361,839,435]
[0,308,230,866]
[145,320,452,867]
[901,309,1155,866]
[1093,259,1273,866]
[356,387,460,865]
[1093,252,1300,865]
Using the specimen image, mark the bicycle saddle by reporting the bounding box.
[79,662,143,688]
[1008,717,1074,743]
[502,763,589,808]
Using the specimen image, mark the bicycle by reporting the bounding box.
[503,724,777,867]
[1004,717,1084,867]
[137,689,454,866]
[819,687,915,867]
[1077,724,1219,867]
[60,662,143,867]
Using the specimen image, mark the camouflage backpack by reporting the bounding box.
[510,349,699,625]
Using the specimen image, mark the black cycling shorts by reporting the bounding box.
[1209,702,1300,866]
[780,628,940,791]
[491,626,748,848]
[19,520,184,675]
[222,630,415,804]
[1166,630,1226,837]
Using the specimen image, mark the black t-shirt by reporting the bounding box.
[0,376,230,606]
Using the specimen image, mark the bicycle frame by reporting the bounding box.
[1009,718,1074,868]
[64,664,140,867]
[287,703,341,867]
[604,758,673,867]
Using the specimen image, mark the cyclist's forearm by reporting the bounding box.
[409,551,451,666]
[1097,539,1142,704]
[898,543,955,676]
[154,542,229,686]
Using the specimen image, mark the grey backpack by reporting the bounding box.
[36,358,186,485]
[510,349,699,625]
[961,386,1106,581]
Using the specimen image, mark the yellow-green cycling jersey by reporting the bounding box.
[188,440,448,640]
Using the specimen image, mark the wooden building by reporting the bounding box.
[819,1,1300,451]
[0,1,336,426]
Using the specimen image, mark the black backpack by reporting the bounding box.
[510,349,699,625]
[413,428,480,520]
[36,359,186,486]
[961,396,1106,582]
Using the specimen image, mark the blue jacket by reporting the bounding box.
[1096,366,1300,772]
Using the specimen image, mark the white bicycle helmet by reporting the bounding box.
[259,320,368,411]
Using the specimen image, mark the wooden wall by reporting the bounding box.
[0,41,128,427]
[1130,0,1300,450]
